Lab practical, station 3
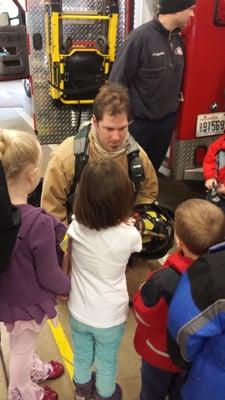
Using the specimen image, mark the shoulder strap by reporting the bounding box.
[127,135,145,192]
[71,121,91,195]
[127,134,140,154]
[66,122,91,221]
[72,129,146,195]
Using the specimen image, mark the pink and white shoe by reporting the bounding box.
[47,361,65,380]
[42,386,58,400]
[31,354,64,383]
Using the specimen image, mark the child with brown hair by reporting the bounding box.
[66,158,142,400]
[0,129,70,400]
[133,198,225,400]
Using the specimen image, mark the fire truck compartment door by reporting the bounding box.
[0,25,29,80]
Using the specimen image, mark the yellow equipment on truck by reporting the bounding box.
[47,0,118,106]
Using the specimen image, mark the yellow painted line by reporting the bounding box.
[48,319,74,380]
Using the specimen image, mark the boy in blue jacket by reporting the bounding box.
[168,234,225,400]
[133,198,225,400]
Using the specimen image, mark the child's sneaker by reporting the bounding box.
[31,354,65,383]
[47,361,65,380]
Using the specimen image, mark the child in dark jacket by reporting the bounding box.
[133,199,225,400]
[0,129,70,400]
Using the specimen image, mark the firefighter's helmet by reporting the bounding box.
[133,202,174,259]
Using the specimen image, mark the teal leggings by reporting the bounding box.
[70,315,125,397]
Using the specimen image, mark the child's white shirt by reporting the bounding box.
[67,219,142,328]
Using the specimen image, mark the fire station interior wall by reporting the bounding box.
[134,0,154,28]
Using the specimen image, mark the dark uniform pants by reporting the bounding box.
[129,112,177,172]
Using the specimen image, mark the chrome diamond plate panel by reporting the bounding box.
[26,0,126,143]
[172,135,221,180]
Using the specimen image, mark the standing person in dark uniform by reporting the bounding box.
[109,0,196,171]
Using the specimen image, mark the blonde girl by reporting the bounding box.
[0,130,70,400]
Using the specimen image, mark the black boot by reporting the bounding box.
[74,372,95,400]
[94,384,122,400]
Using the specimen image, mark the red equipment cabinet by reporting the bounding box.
[169,0,225,180]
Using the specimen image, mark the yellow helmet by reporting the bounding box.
[133,202,174,259]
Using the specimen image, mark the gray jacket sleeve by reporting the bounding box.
[109,33,141,85]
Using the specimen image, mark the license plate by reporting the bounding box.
[196,112,225,137]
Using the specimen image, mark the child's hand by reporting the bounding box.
[125,217,136,226]
[205,178,217,189]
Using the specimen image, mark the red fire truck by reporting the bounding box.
[168,0,225,180]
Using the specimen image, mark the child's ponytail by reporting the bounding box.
[0,129,40,180]
[0,129,41,272]
[0,129,8,159]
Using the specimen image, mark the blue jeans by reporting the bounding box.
[70,315,125,398]
[140,360,183,400]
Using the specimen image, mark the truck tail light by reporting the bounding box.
[193,145,207,167]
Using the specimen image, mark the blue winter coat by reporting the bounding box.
[168,250,225,400]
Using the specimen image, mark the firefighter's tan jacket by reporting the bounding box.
[41,128,158,224]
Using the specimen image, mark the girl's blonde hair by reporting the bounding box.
[0,129,40,180]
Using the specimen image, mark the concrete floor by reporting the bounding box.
[0,259,158,400]
[0,80,205,399]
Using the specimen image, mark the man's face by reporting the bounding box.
[175,6,195,28]
[93,112,129,152]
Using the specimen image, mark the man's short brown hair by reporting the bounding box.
[74,158,135,230]
[175,199,225,255]
[93,82,131,121]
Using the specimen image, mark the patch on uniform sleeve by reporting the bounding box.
[174,46,184,56]
[175,47,183,56]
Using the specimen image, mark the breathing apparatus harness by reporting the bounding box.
[66,122,145,220]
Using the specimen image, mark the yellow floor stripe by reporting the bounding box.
[48,320,74,380]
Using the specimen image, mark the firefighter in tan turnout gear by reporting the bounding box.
[41,83,158,224]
